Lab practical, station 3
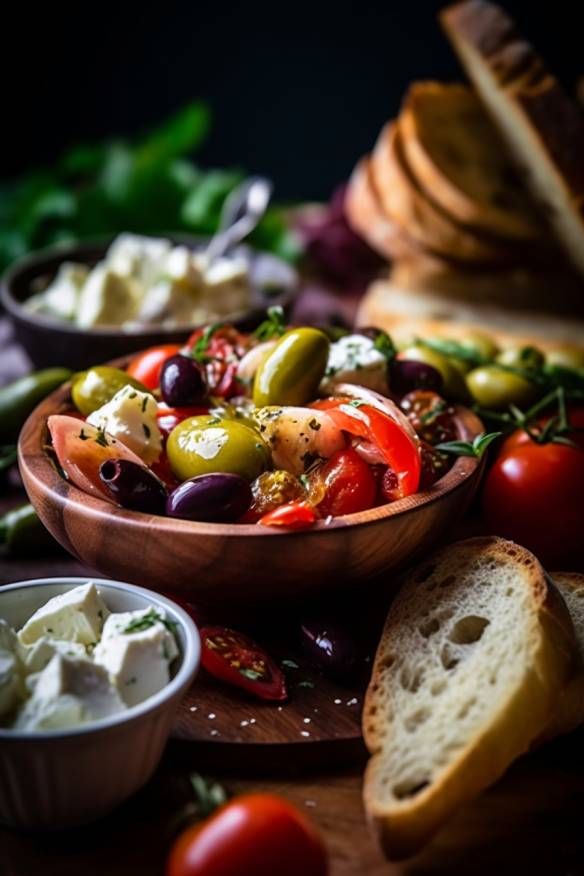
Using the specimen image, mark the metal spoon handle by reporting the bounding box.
[205,176,274,263]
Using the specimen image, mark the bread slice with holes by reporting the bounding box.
[363,536,576,860]
[440,0,584,277]
[399,81,543,241]
[538,572,584,744]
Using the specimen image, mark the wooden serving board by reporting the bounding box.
[172,655,368,770]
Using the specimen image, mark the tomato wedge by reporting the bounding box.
[311,400,421,497]
[314,448,377,517]
[127,344,181,390]
[199,626,287,701]
[48,415,148,500]
[259,501,317,529]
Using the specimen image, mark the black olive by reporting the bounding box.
[99,459,167,514]
[160,355,207,408]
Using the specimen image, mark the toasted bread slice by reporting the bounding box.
[363,537,575,859]
[539,572,584,743]
[345,156,421,261]
[400,82,542,241]
[371,121,516,265]
[441,0,584,277]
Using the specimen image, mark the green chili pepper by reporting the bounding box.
[0,503,58,556]
[0,368,72,444]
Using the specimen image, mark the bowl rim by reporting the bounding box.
[18,376,485,537]
[0,576,200,741]
[0,235,298,339]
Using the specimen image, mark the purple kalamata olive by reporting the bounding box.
[300,617,362,680]
[357,325,386,342]
[160,355,207,408]
[99,460,167,513]
[166,473,252,523]
[390,359,443,395]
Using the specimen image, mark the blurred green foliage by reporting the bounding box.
[0,102,301,273]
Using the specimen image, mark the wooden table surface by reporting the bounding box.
[3,317,584,876]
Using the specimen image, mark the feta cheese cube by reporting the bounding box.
[0,619,17,654]
[18,583,109,647]
[320,334,390,395]
[76,265,139,328]
[94,608,179,707]
[19,637,88,674]
[26,262,89,322]
[14,654,126,731]
[86,385,162,464]
[106,233,172,288]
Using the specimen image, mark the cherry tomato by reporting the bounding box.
[259,501,317,529]
[199,626,287,701]
[419,441,451,489]
[127,344,181,390]
[399,390,457,445]
[48,415,148,499]
[166,793,328,876]
[312,400,421,498]
[380,467,400,503]
[314,448,377,517]
[157,404,210,439]
[482,428,584,567]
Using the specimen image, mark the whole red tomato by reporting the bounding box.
[482,417,584,567]
[166,793,328,876]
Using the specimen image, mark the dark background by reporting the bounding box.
[2,0,581,201]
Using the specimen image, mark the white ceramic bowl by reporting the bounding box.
[0,577,200,828]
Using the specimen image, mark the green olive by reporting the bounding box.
[466,365,538,410]
[458,332,499,362]
[71,367,148,416]
[496,345,544,371]
[253,328,329,407]
[545,345,584,370]
[166,416,269,482]
[399,344,469,399]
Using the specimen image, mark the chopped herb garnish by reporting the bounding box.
[308,417,321,431]
[78,429,89,441]
[298,473,310,490]
[297,680,316,689]
[142,423,151,440]
[125,677,137,686]
[348,399,366,408]
[206,416,221,426]
[128,391,138,399]
[190,323,224,364]
[122,608,177,635]
[373,331,397,361]
[420,400,448,424]
[240,668,263,681]
[141,396,148,413]
[95,429,109,448]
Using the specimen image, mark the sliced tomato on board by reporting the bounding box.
[311,399,421,498]
[313,447,377,517]
[199,626,287,701]
[127,344,182,390]
[48,415,148,500]
[258,501,317,529]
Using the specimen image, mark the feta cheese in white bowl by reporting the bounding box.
[0,578,200,828]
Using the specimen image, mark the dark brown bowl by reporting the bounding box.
[18,372,486,607]
[1,237,298,370]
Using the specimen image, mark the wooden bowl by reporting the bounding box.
[1,237,297,370]
[18,378,486,607]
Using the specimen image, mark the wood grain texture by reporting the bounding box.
[17,378,485,608]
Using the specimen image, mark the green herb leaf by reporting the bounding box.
[281,658,300,670]
[254,306,287,341]
[190,322,224,363]
[190,773,228,819]
[420,400,447,424]
[123,608,177,636]
[417,337,488,367]
[373,331,396,361]
[297,680,315,689]
[240,668,263,681]
[435,432,502,459]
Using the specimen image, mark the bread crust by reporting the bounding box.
[362,537,576,859]
[371,121,516,265]
[400,81,542,241]
[440,0,584,276]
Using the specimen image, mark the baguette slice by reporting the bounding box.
[363,536,575,859]
[441,0,584,277]
[400,82,542,241]
[371,121,516,265]
[539,572,584,743]
[345,156,422,261]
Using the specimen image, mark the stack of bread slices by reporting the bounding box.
[347,0,584,349]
